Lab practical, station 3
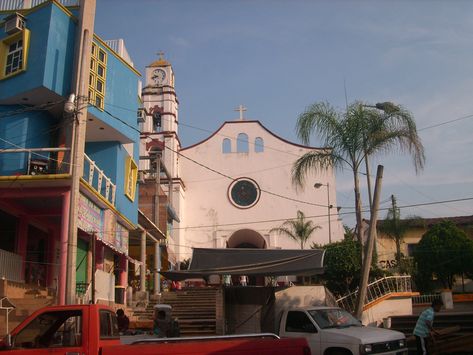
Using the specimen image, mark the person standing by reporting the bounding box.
[413,298,443,354]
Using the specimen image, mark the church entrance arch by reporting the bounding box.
[227,229,266,249]
[227,229,266,286]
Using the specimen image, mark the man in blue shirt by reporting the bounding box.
[413,299,443,354]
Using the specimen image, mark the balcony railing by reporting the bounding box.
[0,147,71,175]
[0,0,78,11]
[336,275,412,313]
[83,154,116,206]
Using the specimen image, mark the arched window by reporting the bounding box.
[222,138,231,153]
[255,137,264,152]
[237,133,249,153]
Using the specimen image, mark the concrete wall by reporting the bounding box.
[362,297,413,327]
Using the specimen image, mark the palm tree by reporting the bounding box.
[377,195,423,272]
[270,210,320,249]
[292,101,425,244]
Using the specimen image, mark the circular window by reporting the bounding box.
[228,178,260,209]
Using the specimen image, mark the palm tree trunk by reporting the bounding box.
[353,167,363,244]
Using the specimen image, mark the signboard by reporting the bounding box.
[78,194,103,237]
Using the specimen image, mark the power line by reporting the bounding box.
[418,113,473,132]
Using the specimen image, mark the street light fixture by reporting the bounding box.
[314,182,332,244]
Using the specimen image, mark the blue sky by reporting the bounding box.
[95,0,473,227]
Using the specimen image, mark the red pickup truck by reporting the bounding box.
[0,304,310,354]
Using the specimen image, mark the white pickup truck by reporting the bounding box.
[279,306,407,355]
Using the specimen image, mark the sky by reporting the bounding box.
[95,0,473,228]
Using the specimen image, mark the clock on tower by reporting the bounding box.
[152,68,166,86]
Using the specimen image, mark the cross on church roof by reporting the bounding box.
[234,104,247,121]
[157,51,165,60]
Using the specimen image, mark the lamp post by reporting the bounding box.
[314,182,332,244]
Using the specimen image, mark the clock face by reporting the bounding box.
[228,178,260,208]
[152,69,166,85]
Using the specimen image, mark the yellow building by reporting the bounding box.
[371,215,473,271]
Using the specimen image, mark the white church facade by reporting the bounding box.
[140,56,344,266]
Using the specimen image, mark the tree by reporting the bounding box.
[316,238,363,296]
[292,101,425,243]
[312,227,384,297]
[270,210,320,249]
[377,195,423,273]
[414,221,473,290]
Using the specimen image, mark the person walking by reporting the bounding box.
[413,298,443,354]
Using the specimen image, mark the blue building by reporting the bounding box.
[0,0,141,306]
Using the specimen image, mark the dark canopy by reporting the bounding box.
[160,248,325,281]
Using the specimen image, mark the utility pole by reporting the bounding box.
[91,232,96,304]
[153,152,161,295]
[355,165,384,320]
[65,0,96,305]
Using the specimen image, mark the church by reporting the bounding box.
[139,55,344,269]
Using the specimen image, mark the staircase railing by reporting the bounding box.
[336,275,412,313]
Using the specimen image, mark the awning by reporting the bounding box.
[160,248,325,281]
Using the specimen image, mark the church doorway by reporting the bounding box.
[227,229,266,286]
[226,229,266,249]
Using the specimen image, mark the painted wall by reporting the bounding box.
[0,2,76,101]
[87,39,140,144]
[178,120,344,260]
[0,106,56,175]
[86,141,138,224]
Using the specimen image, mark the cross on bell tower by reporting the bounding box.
[156,51,165,60]
[234,104,247,121]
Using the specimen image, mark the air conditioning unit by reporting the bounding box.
[137,108,146,123]
[28,159,49,175]
[4,13,26,35]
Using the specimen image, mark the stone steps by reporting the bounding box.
[132,288,219,337]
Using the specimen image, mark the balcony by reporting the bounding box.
[0,147,72,176]
[0,149,116,205]
[82,153,116,206]
[0,0,79,11]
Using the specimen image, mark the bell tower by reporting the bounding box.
[141,52,179,179]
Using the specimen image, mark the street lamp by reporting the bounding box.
[360,102,400,212]
[314,182,332,244]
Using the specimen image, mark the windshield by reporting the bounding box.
[308,309,361,329]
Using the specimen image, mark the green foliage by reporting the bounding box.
[270,210,320,249]
[414,221,473,290]
[313,239,361,296]
[312,238,386,297]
